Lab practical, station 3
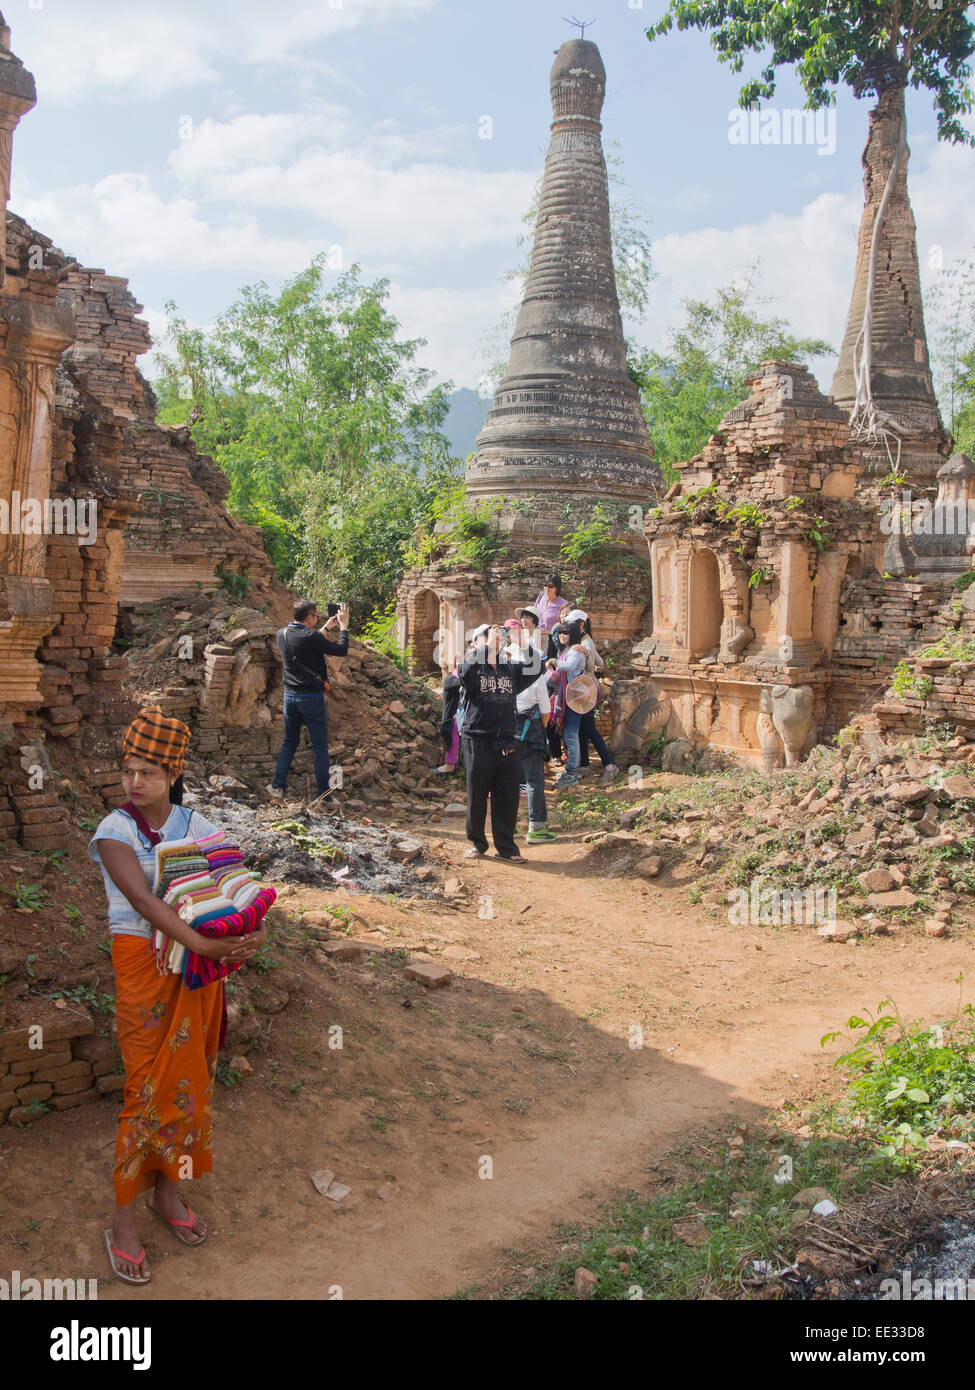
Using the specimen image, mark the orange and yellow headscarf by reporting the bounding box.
[121,705,191,778]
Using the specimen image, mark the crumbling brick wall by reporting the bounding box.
[56,264,281,609]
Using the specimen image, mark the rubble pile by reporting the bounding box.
[119,596,445,808]
[581,719,975,938]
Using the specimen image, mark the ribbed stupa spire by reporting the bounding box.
[831,86,950,482]
[467,38,661,519]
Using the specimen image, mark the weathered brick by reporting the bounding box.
[9,1046,72,1073]
[48,1089,99,1112]
[31,1059,92,1084]
[54,1074,96,1095]
[0,1012,95,1050]
[14,1083,53,1105]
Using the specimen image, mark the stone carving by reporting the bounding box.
[756,687,783,774]
[770,684,814,768]
[720,615,754,664]
[607,679,671,762]
[661,737,692,773]
[884,453,975,579]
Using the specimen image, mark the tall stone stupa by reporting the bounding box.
[467,37,662,540]
[395,37,661,673]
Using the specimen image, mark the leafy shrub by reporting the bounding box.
[559,506,615,564]
[360,600,407,670]
[405,482,507,569]
[821,985,975,1166]
[890,660,934,700]
[214,562,250,601]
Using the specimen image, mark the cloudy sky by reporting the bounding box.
[9,0,975,398]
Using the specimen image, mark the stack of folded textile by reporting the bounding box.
[151,832,276,989]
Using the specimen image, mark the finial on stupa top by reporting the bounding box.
[563,15,595,39]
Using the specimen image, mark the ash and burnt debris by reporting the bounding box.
[185,793,443,899]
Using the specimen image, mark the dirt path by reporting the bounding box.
[3,821,971,1300]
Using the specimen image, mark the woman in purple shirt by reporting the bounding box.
[533,572,565,643]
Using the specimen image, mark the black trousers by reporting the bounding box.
[462,734,521,856]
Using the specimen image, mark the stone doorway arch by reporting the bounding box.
[688,549,722,660]
[409,588,440,674]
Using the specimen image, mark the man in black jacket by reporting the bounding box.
[269,598,349,803]
[457,626,529,861]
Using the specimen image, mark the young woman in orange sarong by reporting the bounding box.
[89,707,267,1286]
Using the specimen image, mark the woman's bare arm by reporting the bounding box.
[99,840,266,962]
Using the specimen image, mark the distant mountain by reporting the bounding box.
[443,387,492,461]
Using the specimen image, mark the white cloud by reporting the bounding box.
[20,0,440,103]
[195,153,535,256]
[168,111,355,179]
[633,117,975,406]
[18,174,321,275]
[640,190,860,390]
[163,105,529,259]
[167,107,467,181]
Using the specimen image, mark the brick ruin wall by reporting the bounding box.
[0,215,287,851]
[55,259,282,608]
[627,363,974,757]
[398,537,653,679]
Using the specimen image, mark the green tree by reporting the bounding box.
[646,1,975,450]
[153,258,461,620]
[645,1,974,144]
[629,270,833,480]
[953,344,975,454]
[930,253,975,448]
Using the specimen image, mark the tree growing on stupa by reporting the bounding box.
[645,0,975,477]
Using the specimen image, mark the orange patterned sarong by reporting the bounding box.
[112,935,222,1205]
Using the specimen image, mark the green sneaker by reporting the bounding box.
[526,825,557,843]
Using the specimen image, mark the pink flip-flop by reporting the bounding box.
[147,1192,207,1246]
[104,1229,151,1285]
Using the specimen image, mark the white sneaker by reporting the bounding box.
[266,784,284,800]
[600,764,619,784]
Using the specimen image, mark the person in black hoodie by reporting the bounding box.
[268,598,349,803]
[457,625,527,861]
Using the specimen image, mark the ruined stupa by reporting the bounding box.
[467,37,662,537]
[0,15,76,714]
[831,86,951,483]
[396,38,661,674]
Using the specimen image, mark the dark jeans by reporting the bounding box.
[578,708,612,767]
[462,734,521,856]
[517,744,547,825]
[273,694,331,795]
